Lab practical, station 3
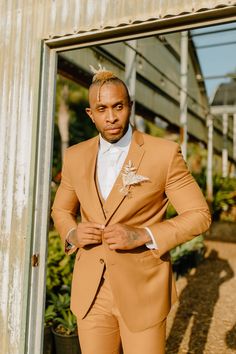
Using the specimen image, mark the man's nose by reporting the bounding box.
[106,109,117,123]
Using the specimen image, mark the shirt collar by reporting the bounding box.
[99,124,132,154]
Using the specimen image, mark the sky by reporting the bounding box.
[191,22,236,101]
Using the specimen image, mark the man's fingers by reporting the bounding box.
[84,222,105,230]
[85,238,101,244]
[83,228,103,236]
[104,236,117,244]
[80,239,102,247]
[104,224,117,232]
[103,231,112,239]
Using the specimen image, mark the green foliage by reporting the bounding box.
[166,203,177,219]
[52,123,62,182]
[46,230,75,295]
[45,231,76,332]
[192,170,207,192]
[212,175,236,221]
[144,119,166,137]
[52,75,97,181]
[170,235,205,264]
[44,304,57,326]
[55,309,78,335]
[189,171,236,222]
[49,293,77,335]
[49,292,71,311]
[69,98,97,146]
[45,291,77,334]
[48,74,98,333]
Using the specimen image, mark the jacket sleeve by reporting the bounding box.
[51,149,79,254]
[148,144,211,256]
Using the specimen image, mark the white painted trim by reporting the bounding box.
[25,44,57,354]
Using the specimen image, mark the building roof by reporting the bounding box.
[211,79,236,106]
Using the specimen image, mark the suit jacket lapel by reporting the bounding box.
[84,136,106,223]
[103,130,145,224]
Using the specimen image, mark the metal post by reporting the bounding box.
[233,113,236,177]
[222,113,228,177]
[125,40,137,126]
[180,31,188,160]
[206,115,213,202]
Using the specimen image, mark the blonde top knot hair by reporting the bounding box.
[89,63,130,102]
[89,64,117,83]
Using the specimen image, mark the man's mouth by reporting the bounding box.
[105,127,122,134]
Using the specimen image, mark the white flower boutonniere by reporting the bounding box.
[120,160,150,196]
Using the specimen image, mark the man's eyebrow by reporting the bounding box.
[94,100,125,108]
[112,100,125,107]
[95,103,106,108]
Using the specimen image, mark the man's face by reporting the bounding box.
[86,82,132,143]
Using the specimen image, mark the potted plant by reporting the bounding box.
[44,304,57,354]
[52,308,81,354]
[171,235,206,278]
[51,293,81,354]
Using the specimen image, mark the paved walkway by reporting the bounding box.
[166,239,236,353]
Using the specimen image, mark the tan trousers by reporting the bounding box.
[77,273,166,354]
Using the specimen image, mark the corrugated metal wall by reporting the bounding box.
[0,1,235,353]
[42,0,236,38]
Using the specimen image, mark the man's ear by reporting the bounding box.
[85,108,94,123]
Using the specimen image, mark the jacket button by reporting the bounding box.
[99,258,104,264]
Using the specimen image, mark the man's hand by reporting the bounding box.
[103,224,151,250]
[68,222,104,248]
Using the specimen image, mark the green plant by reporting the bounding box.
[46,230,75,295]
[54,309,78,335]
[45,230,76,331]
[170,235,205,264]
[44,304,57,327]
[166,203,177,219]
[49,293,71,312]
[212,176,236,221]
[46,292,77,335]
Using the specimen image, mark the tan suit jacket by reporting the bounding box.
[52,130,211,332]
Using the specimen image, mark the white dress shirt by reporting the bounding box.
[97,124,132,200]
[97,125,157,250]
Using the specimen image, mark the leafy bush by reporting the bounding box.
[44,304,57,327]
[212,176,236,221]
[191,171,236,222]
[171,235,206,278]
[170,235,205,264]
[166,203,177,219]
[55,309,78,335]
[46,230,75,295]
[49,293,77,335]
[45,230,76,329]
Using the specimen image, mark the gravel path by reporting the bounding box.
[166,239,236,354]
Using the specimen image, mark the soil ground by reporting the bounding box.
[166,224,236,354]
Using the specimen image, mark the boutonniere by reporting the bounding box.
[120,160,150,196]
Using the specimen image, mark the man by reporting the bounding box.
[51,67,211,354]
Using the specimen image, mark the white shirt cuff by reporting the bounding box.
[145,227,158,249]
[65,227,76,252]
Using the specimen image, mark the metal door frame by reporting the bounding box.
[26,7,236,353]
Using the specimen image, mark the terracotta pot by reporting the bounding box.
[52,328,81,354]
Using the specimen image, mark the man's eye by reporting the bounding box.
[116,104,123,110]
[97,107,105,112]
